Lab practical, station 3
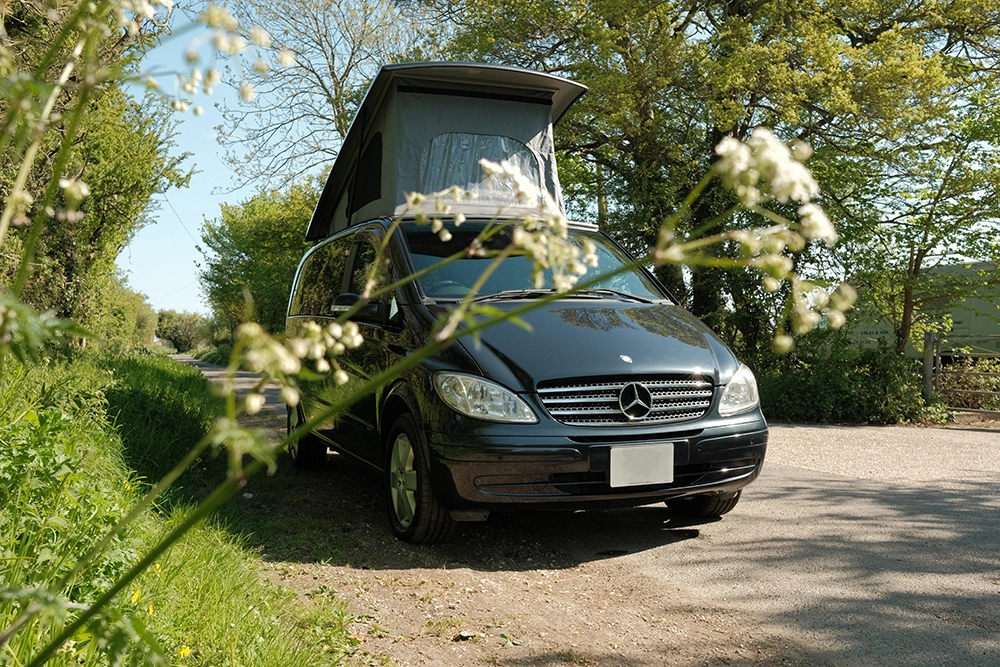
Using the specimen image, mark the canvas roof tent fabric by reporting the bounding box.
[305,62,588,242]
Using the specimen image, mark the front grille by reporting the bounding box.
[537,376,714,426]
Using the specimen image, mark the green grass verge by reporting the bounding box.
[0,352,351,665]
[191,344,233,367]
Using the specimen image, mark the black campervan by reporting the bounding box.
[286,63,768,543]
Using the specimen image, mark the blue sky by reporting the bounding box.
[117,18,255,315]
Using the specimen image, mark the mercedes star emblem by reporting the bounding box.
[618,382,653,420]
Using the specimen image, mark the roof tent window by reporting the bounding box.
[350,132,382,214]
[418,133,543,206]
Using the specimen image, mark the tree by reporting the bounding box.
[205,0,433,189]
[1,2,188,339]
[14,87,190,326]
[86,273,159,349]
[421,0,1000,356]
[198,178,317,335]
[823,90,1000,353]
[156,308,210,352]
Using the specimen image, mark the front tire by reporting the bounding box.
[667,490,741,518]
[286,405,327,470]
[385,413,453,544]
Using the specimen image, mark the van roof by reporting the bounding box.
[305,62,588,241]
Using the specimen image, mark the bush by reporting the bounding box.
[756,329,929,424]
[938,357,1000,412]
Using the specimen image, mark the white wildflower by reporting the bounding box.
[204,69,221,94]
[277,49,296,68]
[59,179,90,208]
[715,128,819,206]
[287,338,309,358]
[830,283,858,311]
[753,254,794,278]
[581,239,599,268]
[715,136,753,179]
[746,128,819,203]
[798,203,838,247]
[729,229,763,255]
[280,385,300,407]
[245,392,265,415]
[772,335,795,354]
[200,4,238,30]
[793,302,822,334]
[826,310,847,329]
[240,82,257,103]
[249,26,272,47]
[334,369,349,385]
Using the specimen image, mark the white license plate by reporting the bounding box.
[609,443,674,488]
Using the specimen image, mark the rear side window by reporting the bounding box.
[290,237,352,316]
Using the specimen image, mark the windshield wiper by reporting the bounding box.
[471,289,557,303]
[576,288,655,303]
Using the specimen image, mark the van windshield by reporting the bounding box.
[402,224,666,302]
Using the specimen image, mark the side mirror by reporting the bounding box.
[333,293,387,325]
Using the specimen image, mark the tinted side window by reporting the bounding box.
[290,237,352,316]
[348,242,386,296]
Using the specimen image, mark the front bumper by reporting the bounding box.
[425,419,768,510]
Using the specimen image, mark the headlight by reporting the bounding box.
[433,373,538,423]
[718,364,760,417]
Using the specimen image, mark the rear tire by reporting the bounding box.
[667,490,741,518]
[286,405,327,470]
[385,413,453,544]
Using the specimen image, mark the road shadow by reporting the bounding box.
[703,464,1000,667]
[217,447,706,572]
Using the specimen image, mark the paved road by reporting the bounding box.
[600,423,1000,666]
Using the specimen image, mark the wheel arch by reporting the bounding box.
[380,380,422,453]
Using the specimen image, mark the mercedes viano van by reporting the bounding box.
[286,63,767,543]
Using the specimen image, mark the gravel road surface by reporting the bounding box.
[176,355,999,666]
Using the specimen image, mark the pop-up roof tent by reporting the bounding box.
[304,62,588,242]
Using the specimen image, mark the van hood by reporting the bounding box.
[450,300,740,392]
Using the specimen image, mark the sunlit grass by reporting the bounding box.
[0,352,352,664]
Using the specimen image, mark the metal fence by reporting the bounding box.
[923,332,1000,415]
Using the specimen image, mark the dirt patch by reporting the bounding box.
[262,556,813,667]
[945,411,1000,429]
[230,454,819,667]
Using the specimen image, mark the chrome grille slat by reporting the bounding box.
[537,376,714,426]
